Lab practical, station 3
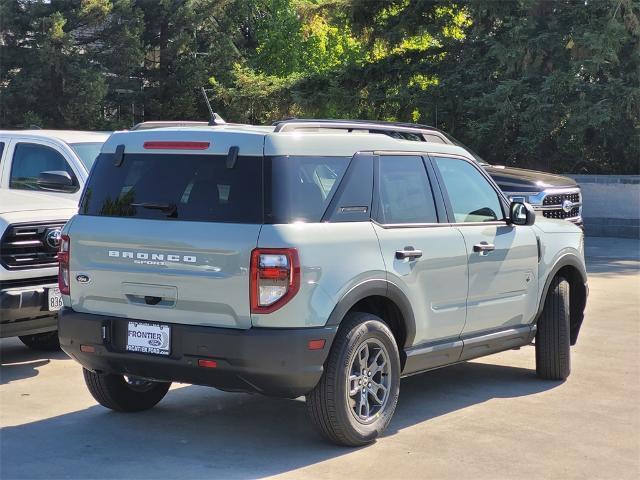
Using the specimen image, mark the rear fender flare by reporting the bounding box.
[325,278,416,348]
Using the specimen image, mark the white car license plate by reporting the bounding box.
[47,287,63,312]
[126,321,171,356]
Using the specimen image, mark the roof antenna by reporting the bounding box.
[201,87,226,126]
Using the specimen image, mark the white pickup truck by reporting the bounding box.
[0,130,109,349]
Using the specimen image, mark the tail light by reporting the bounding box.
[58,234,70,295]
[250,248,300,313]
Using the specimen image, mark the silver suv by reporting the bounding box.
[58,122,588,446]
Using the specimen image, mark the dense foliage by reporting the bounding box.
[0,0,638,173]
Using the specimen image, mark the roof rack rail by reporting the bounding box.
[273,118,434,128]
[271,118,438,136]
[130,121,210,131]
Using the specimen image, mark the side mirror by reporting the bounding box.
[509,201,535,226]
[37,170,75,192]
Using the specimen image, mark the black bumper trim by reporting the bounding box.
[58,308,337,398]
[0,281,58,337]
[0,315,57,338]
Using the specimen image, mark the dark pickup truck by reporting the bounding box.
[484,165,581,225]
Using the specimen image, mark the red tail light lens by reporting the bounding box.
[250,248,300,314]
[58,234,70,295]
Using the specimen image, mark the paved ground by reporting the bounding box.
[1,237,638,480]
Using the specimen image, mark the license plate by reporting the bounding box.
[47,287,63,312]
[126,321,171,356]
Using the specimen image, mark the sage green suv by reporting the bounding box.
[58,120,587,446]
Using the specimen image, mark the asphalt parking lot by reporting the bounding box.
[1,237,638,480]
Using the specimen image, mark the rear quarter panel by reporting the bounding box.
[254,223,385,328]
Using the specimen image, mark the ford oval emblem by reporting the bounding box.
[76,274,90,283]
[148,339,161,347]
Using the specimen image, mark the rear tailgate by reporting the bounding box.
[68,216,258,328]
[66,129,265,329]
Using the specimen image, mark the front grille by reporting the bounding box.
[543,206,581,220]
[0,221,66,270]
[543,192,580,206]
[540,191,581,220]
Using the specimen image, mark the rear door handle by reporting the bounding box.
[396,248,423,260]
[473,242,495,255]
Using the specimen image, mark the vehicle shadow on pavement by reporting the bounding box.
[0,360,559,479]
[389,361,556,434]
[0,339,70,385]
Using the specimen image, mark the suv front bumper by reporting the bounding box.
[58,308,337,398]
[0,279,58,338]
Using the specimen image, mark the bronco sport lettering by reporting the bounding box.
[108,250,197,264]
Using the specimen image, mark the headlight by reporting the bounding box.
[508,192,545,206]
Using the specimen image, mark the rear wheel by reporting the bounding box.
[536,276,571,380]
[83,368,171,412]
[306,312,400,446]
[19,331,60,351]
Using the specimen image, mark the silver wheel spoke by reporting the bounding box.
[369,350,386,375]
[348,374,360,396]
[369,380,387,404]
[357,343,369,371]
[358,390,370,419]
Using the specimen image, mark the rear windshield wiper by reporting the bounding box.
[130,202,178,218]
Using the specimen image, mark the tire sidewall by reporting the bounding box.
[536,276,571,380]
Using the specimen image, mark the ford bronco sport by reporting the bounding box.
[58,121,587,446]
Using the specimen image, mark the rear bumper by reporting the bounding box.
[58,308,337,398]
[0,280,58,338]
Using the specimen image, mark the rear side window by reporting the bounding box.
[10,143,78,192]
[81,153,262,223]
[376,155,438,224]
[265,156,349,223]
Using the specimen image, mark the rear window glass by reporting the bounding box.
[265,156,349,223]
[80,153,262,223]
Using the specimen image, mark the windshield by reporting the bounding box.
[70,143,104,170]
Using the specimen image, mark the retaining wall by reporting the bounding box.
[569,175,640,238]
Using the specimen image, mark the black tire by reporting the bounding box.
[536,276,571,380]
[83,368,171,412]
[19,331,60,351]
[306,312,401,447]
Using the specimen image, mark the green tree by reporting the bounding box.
[0,0,144,129]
